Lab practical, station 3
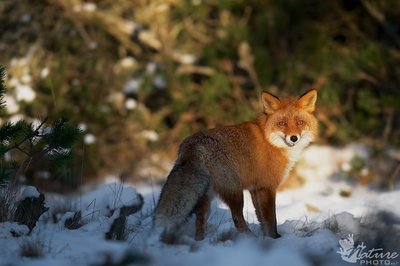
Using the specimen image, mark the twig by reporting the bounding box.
[6,118,48,187]
[332,2,367,40]
[53,0,160,51]
[14,146,29,156]
[382,109,394,147]
[9,119,53,185]
[52,0,197,65]
[388,163,400,190]
[316,112,337,138]
[176,65,215,76]
[361,1,400,49]
[237,41,261,95]
[183,18,212,44]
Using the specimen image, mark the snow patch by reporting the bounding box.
[15,84,36,102]
[4,95,20,114]
[20,186,40,200]
[123,78,141,94]
[0,144,399,266]
[125,98,137,110]
[84,133,96,144]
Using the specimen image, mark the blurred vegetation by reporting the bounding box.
[0,0,399,187]
[0,66,82,190]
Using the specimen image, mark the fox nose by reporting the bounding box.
[290,135,298,142]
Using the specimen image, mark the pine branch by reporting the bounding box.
[0,66,82,186]
[0,66,6,109]
[44,118,82,149]
[3,118,48,154]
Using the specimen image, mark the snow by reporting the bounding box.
[0,223,29,238]
[125,98,138,110]
[180,54,196,65]
[123,78,141,94]
[146,62,157,74]
[78,122,87,132]
[83,133,96,145]
[0,144,399,266]
[8,114,24,124]
[77,182,142,217]
[82,2,96,12]
[4,95,20,114]
[20,186,41,200]
[15,84,36,103]
[40,67,50,79]
[118,57,137,69]
[153,75,167,89]
[141,130,159,142]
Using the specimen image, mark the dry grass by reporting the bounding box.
[294,217,320,237]
[92,250,150,266]
[14,192,48,233]
[0,184,17,222]
[322,215,340,234]
[105,215,127,241]
[105,199,144,241]
[19,237,46,258]
[49,197,76,223]
[64,210,85,230]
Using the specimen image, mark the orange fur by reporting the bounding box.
[154,89,318,241]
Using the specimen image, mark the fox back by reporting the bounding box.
[154,89,318,242]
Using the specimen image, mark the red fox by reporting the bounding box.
[154,89,318,242]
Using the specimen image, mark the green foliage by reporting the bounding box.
[44,118,81,149]
[0,66,82,187]
[0,118,81,185]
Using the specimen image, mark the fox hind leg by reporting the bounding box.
[194,194,211,240]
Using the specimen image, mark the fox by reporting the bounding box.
[154,89,318,242]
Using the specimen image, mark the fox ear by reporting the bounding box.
[261,91,281,115]
[297,89,317,113]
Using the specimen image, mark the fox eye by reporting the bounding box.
[278,121,287,126]
[297,120,304,125]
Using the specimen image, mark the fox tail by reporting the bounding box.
[153,163,209,243]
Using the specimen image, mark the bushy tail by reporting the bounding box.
[153,164,209,242]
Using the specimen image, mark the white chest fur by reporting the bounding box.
[280,144,305,183]
[267,131,314,183]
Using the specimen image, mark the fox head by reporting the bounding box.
[261,89,318,149]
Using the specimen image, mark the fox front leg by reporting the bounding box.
[254,188,280,238]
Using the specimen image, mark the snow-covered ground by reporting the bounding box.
[0,145,399,266]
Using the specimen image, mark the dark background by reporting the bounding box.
[1,0,399,190]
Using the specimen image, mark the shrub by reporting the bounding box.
[0,66,81,190]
